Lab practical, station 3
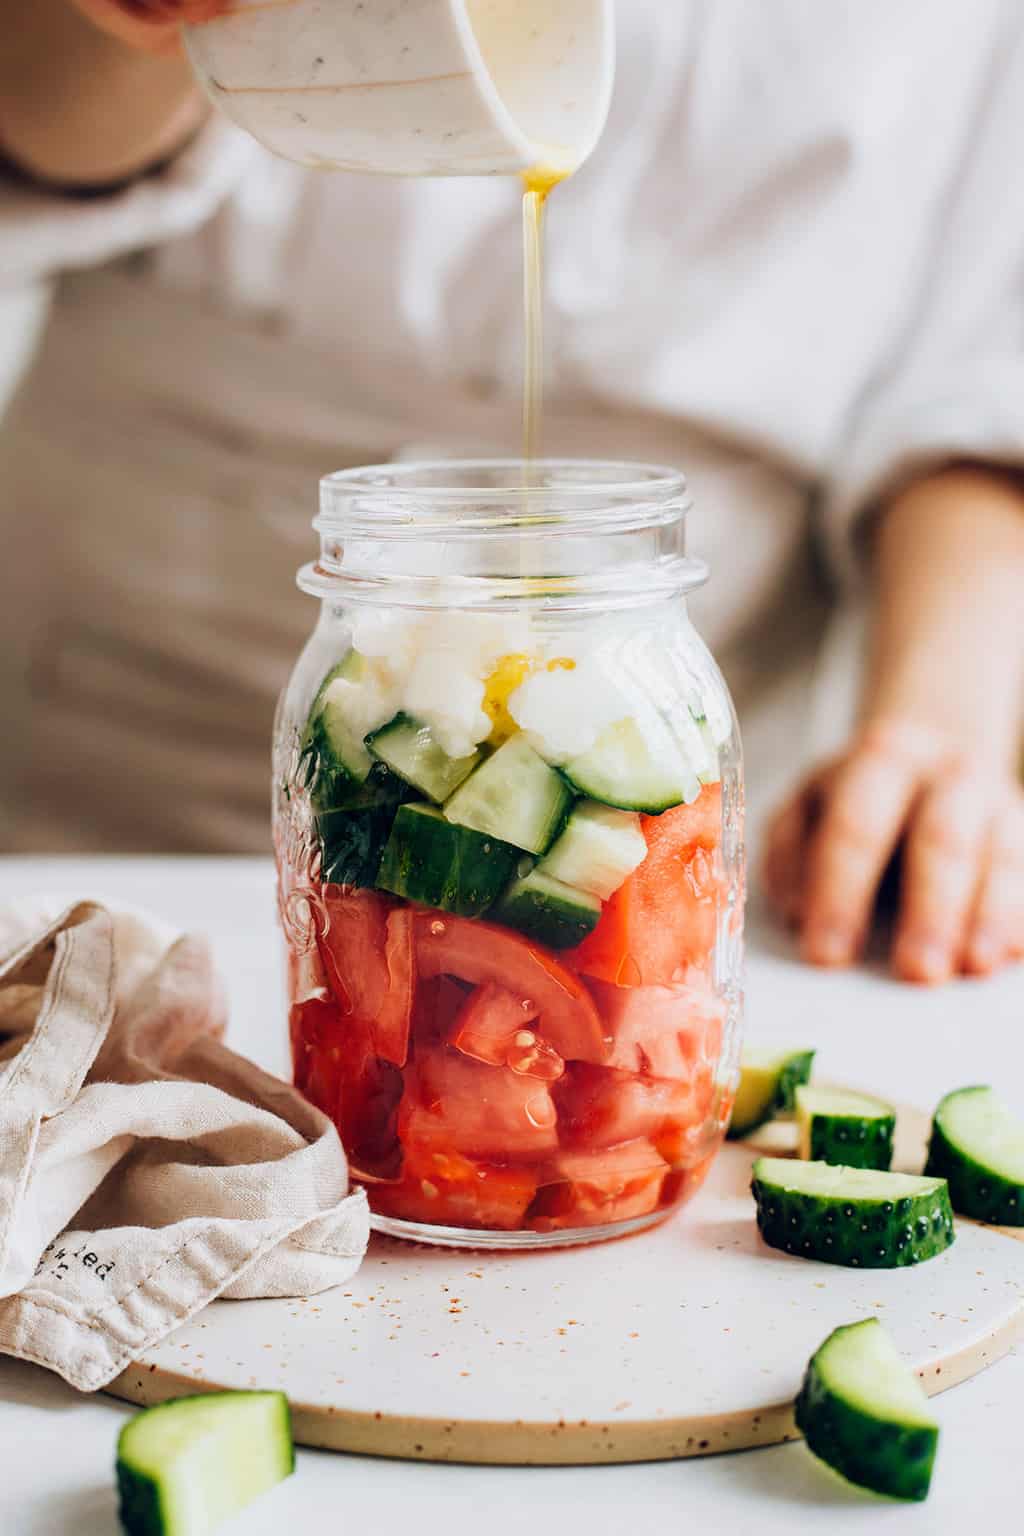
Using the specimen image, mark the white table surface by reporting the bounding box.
[1,855,1021,1536]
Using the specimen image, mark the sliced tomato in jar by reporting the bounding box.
[375,907,414,1067]
[554,1063,698,1150]
[586,978,724,1080]
[414,912,608,1064]
[290,994,403,1180]
[567,783,723,987]
[400,1047,559,1162]
[372,1144,538,1231]
[449,983,564,1081]
[317,886,412,1067]
[529,1141,669,1230]
[413,973,472,1048]
[317,885,390,1018]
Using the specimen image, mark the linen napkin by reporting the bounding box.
[0,899,368,1391]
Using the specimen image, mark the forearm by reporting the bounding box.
[0,0,206,188]
[862,464,1024,773]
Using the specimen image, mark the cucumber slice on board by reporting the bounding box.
[377,803,522,918]
[444,734,573,855]
[924,1085,1024,1225]
[727,1045,816,1139]
[795,1086,895,1171]
[561,717,699,814]
[795,1318,938,1502]
[538,800,647,900]
[116,1390,293,1536]
[751,1157,955,1268]
[367,713,482,804]
[493,868,602,950]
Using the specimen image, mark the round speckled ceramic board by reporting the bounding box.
[108,1131,1024,1465]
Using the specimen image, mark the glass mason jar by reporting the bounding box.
[273,461,744,1249]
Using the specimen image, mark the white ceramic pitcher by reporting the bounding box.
[184,0,615,177]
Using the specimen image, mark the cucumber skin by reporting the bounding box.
[751,1176,955,1268]
[116,1392,295,1536]
[303,725,408,814]
[493,876,601,950]
[726,1049,815,1140]
[795,1356,937,1501]
[116,1463,164,1536]
[775,1052,816,1113]
[376,805,521,918]
[808,1116,895,1172]
[925,1111,1024,1227]
[317,801,406,888]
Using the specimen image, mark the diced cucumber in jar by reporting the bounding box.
[727,1045,816,1139]
[561,717,699,814]
[493,868,602,950]
[443,734,574,855]
[796,1318,939,1502]
[376,802,521,917]
[538,800,647,900]
[300,650,399,810]
[317,801,405,888]
[116,1390,294,1536]
[691,712,721,786]
[751,1157,955,1268]
[925,1085,1024,1225]
[795,1086,895,1171]
[367,713,482,804]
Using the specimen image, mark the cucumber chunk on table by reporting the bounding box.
[377,802,521,917]
[796,1318,938,1501]
[116,1390,293,1536]
[924,1085,1024,1225]
[796,1086,895,1171]
[538,800,647,900]
[444,734,573,855]
[727,1045,816,1139]
[561,717,699,814]
[493,868,601,950]
[367,713,482,804]
[751,1157,955,1267]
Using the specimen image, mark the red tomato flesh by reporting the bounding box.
[414,912,608,1064]
[317,886,412,1067]
[450,983,564,1081]
[586,978,724,1080]
[567,783,723,987]
[372,1145,538,1231]
[401,1047,559,1162]
[530,1141,669,1230]
[554,1063,696,1150]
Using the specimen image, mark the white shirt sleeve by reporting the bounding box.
[0,117,255,289]
[822,11,1024,587]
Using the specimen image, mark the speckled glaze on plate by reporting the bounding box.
[107,1135,1024,1465]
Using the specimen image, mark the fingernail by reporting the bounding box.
[805,927,851,966]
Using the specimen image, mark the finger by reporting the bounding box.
[801,748,920,967]
[962,800,1024,974]
[762,791,813,926]
[892,773,994,984]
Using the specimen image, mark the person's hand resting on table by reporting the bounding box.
[764,464,1024,984]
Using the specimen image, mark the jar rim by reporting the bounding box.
[317,458,691,539]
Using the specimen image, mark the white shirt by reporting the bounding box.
[1,0,1022,851]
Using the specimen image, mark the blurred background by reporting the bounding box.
[0,0,1021,869]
